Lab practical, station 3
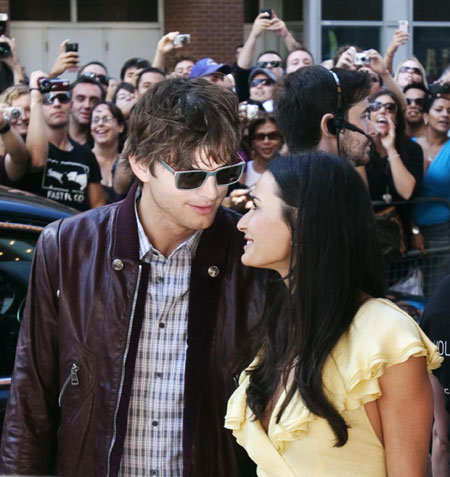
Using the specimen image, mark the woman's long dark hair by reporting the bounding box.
[246,152,386,447]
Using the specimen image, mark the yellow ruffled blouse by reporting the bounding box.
[225,298,442,477]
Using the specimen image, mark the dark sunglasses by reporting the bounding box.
[406,97,424,107]
[399,66,422,76]
[158,159,245,190]
[80,72,109,86]
[370,101,397,113]
[43,92,71,104]
[250,78,274,87]
[257,60,282,68]
[253,132,282,141]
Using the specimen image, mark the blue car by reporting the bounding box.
[0,186,76,433]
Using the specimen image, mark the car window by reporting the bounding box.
[0,227,40,377]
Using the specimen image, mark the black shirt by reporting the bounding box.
[16,139,101,211]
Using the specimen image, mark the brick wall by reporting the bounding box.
[164,0,244,67]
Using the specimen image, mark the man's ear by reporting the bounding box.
[128,154,149,183]
[320,113,338,137]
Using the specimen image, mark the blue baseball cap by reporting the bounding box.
[189,58,232,78]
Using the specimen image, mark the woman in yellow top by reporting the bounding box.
[225,152,442,477]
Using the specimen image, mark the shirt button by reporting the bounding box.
[159,322,165,329]
[152,420,159,427]
[150,471,158,476]
[155,372,163,378]
[208,265,219,277]
[156,276,164,283]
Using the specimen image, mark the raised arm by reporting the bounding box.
[238,12,272,69]
[26,71,49,170]
[0,104,29,181]
[269,11,301,52]
[384,29,409,74]
[1,35,25,85]
[49,39,79,79]
[152,31,182,72]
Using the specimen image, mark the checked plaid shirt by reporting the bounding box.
[119,205,202,476]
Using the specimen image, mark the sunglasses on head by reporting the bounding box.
[399,66,422,76]
[406,97,424,107]
[43,92,71,105]
[257,60,281,68]
[250,78,274,87]
[370,101,397,113]
[253,132,281,141]
[80,72,109,86]
[158,159,245,190]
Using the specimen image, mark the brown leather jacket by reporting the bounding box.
[0,185,264,476]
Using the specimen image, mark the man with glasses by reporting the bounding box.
[69,75,105,145]
[248,67,277,112]
[404,82,428,138]
[235,9,300,102]
[15,70,106,211]
[0,78,263,477]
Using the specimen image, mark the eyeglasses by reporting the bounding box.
[406,97,424,107]
[43,92,71,105]
[92,115,115,124]
[253,132,282,141]
[250,78,274,87]
[399,66,422,76]
[80,72,109,86]
[116,93,136,101]
[257,61,282,68]
[158,159,245,190]
[370,101,398,113]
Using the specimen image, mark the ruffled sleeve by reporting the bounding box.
[327,298,442,411]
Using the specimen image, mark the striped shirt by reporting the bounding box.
[119,201,202,476]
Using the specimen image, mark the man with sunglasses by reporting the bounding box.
[404,82,428,138]
[0,77,264,477]
[235,9,300,102]
[248,67,277,112]
[16,70,106,211]
[69,75,105,145]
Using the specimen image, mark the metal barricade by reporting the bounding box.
[372,197,450,309]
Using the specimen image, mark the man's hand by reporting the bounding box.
[366,49,389,76]
[29,70,48,91]
[268,11,289,38]
[157,31,182,54]
[0,36,18,68]
[49,39,79,78]
[250,12,272,38]
[335,46,357,70]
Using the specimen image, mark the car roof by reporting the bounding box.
[0,186,77,227]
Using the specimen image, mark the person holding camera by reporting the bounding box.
[0,35,26,94]
[19,70,106,211]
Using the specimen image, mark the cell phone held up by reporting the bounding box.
[173,34,191,47]
[38,78,70,94]
[260,8,272,19]
[65,42,78,53]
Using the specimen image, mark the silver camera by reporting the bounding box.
[355,52,370,66]
[4,107,21,119]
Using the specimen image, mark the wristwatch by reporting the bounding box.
[411,226,420,235]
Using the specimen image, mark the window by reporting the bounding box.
[322,27,380,61]
[322,0,381,21]
[414,27,450,82]
[11,0,70,21]
[283,0,302,21]
[244,0,260,23]
[78,0,158,22]
[414,0,450,22]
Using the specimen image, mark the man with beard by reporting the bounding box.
[275,65,376,166]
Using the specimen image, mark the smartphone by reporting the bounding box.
[398,20,409,33]
[65,42,78,53]
[260,8,272,19]
[173,34,191,47]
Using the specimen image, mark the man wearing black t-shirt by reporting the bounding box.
[22,70,106,211]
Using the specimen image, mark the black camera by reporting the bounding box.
[65,42,78,53]
[0,42,10,59]
[429,82,450,96]
[260,8,272,19]
[38,78,70,94]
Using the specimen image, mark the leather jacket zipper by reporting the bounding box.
[107,264,142,477]
[58,363,80,407]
